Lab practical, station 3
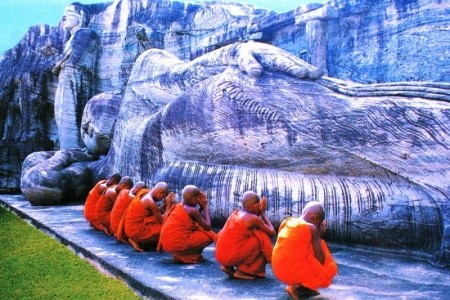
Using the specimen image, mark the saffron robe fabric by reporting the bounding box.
[117,189,162,244]
[109,188,131,237]
[215,210,273,277]
[159,203,217,263]
[93,186,117,232]
[272,217,338,290]
[83,180,106,230]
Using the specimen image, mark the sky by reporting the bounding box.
[0,0,327,54]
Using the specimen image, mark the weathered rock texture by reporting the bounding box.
[0,0,448,264]
[54,28,99,149]
[81,92,122,155]
[2,0,448,191]
[20,149,97,205]
[324,0,449,83]
[96,41,449,265]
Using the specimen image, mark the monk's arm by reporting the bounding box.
[190,208,212,231]
[104,189,117,210]
[144,199,164,224]
[162,192,175,215]
[253,215,276,237]
[309,224,325,264]
[158,203,167,213]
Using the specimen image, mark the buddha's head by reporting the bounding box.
[62,3,86,33]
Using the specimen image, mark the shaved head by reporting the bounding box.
[154,182,169,193]
[182,185,201,200]
[108,173,122,185]
[302,201,325,224]
[131,181,147,193]
[242,191,260,210]
[119,176,134,189]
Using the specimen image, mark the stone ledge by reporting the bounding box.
[1,194,449,300]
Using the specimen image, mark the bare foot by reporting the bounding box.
[292,284,320,298]
[102,225,112,236]
[286,286,299,300]
[129,239,144,252]
[233,270,255,280]
[220,265,235,278]
[117,236,129,244]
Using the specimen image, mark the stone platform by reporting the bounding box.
[1,194,449,300]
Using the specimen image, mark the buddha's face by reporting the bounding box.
[62,5,81,31]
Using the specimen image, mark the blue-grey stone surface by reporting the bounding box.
[1,194,449,300]
[0,0,449,266]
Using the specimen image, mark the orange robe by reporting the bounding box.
[83,180,106,230]
[93,186,117,232]
[159,203,216,263]
[215,210,273,277]
[109,188,131,237]
[272,217,338,290]
[117,189,161,245]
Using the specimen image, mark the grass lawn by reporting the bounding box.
[0,206,140,300]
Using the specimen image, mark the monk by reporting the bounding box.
[158,185,217,264]
[84,173,121,230]
[215,191,276,279]
[272,201,338,299]
[93,176,133,235]
[110,181,147,238]
[117,182,175,251]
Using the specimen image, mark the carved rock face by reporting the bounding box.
[20,149,97,205]
[104,57,449,262]
[54,28,98,150]
[6,0,448,266]
[81,93,122,155]
[62,5,82,31]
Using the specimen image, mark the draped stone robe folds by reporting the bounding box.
[83,180,106,231]
[215,210,273,277]
[159,203,217,263]
[272,218,338,290]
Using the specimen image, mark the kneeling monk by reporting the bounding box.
[84,173,121,230]
[158,185,216,264]
[117,182,174,251]
[110,181,147,238]
[94,176,133,235]
[215,191,276,279]
[272,201,338,299]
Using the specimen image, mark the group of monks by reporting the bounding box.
[83,173,338,299]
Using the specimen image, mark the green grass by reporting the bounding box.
[0,206,140,300]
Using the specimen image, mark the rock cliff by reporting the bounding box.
[0,0,449,264]
[1,0,448,191]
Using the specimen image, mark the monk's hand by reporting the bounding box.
[198,192,208,208]
[259,196,267,214]
[319,220,327,237]
[165,192,175,206]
